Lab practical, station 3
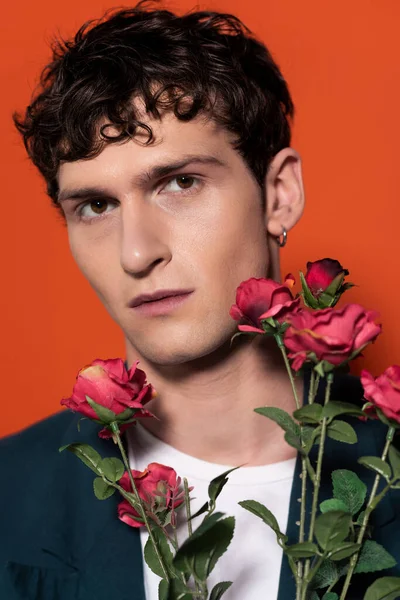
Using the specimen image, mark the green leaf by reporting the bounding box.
[254,407,300,437]
[173,516,235,581]
[186,512,225,539]
[302,425,322,454]
[100,457,125,483]
[209,582,233,600]
[364,576,400,600]
[166,579,192,600]
[158,579,168,600]
[285,542,319,558]
[239,500,287,544]
[312,560,339,589]
[324,271,345,297]
[310,594,320,600]
[293,404,323,424]
[322,594,339,600]
[116,407,136,421]
[299,271,319,309]
[208,467,240,506]
[328,542,361,561]
[332,469,367,515]
[93,477,115,500]
[322,401,364,420]
[358,457,392,481]
[354,540,397,574]
[320,498,350,514]
[356,510,366,526]
[59,443,103,476]
[388,445,400,480]
[327,420,357,444]
[144,529,175,579]
[284,431,304,454]
[190,501,209,521]
[373,409,400,430]
[85,395,117,424]
[314,511,352,551]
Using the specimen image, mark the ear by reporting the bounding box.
[263,147,305,239]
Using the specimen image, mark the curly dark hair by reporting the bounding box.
[13,0,295,217]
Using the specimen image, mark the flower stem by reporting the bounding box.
[301,372,334,598]
[339,426,395,600]
[183,478,203,600]
[275,335,301,410]
[274,334,307,595]
[111,422,170,582]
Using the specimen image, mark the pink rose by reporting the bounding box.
[229,275,300,334]
[61,358,155,437]
[283,304,382,371]
[361,366,400,424]
[117,463,184,528]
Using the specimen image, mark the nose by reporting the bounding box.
[119,199,172,278]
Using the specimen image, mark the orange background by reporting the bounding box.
[1,1,399,438]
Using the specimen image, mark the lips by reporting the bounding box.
[129,289,194,308]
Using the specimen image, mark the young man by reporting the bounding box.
[1,2,399,599]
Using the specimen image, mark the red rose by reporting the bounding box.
[301,258,353,309]
[283,303,381,371]
[361,366,400,424]
[229,275,300,334]
[61,358,154,437]
[117,463,184,528]
[305,259,348,296]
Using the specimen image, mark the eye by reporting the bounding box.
[161,175,200,193]
[76,198,117,222]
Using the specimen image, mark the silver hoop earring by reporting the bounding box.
[276,225,287,248]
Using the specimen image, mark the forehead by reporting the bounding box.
[57,99,237,191]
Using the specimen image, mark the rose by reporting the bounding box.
[61,358,155,438]
[283,303,382,372]
[361,365,400,424]
[305,258,348,296]
[301,258,353,309]
[229,274,300,334]
[117,463,184,528]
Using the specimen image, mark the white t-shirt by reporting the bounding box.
[127,423,295,600]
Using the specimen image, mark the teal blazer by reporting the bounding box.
[1,370,400,599]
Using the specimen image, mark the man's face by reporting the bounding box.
[58,105,273,366]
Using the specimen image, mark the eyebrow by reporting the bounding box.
[57,154,226,204]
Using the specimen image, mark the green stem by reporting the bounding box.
[339,426,395,600]
[111,422,170,582]
[184,478,203,600]
[275,334,307,596]
[308,370,315,405]
[302,372,334,598]
[276,335,301,410]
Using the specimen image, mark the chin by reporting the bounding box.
[126,326,237,368]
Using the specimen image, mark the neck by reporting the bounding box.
[125,335,304,466]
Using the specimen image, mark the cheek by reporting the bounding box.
[205,202,269,283]
[68,231,118,300]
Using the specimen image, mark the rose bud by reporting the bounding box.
[300,258,354,309]
[283,303,382,374]
[61,358,155,438]
[360,366,400,426]
[117,463,186,528]
[229,275,300,338]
